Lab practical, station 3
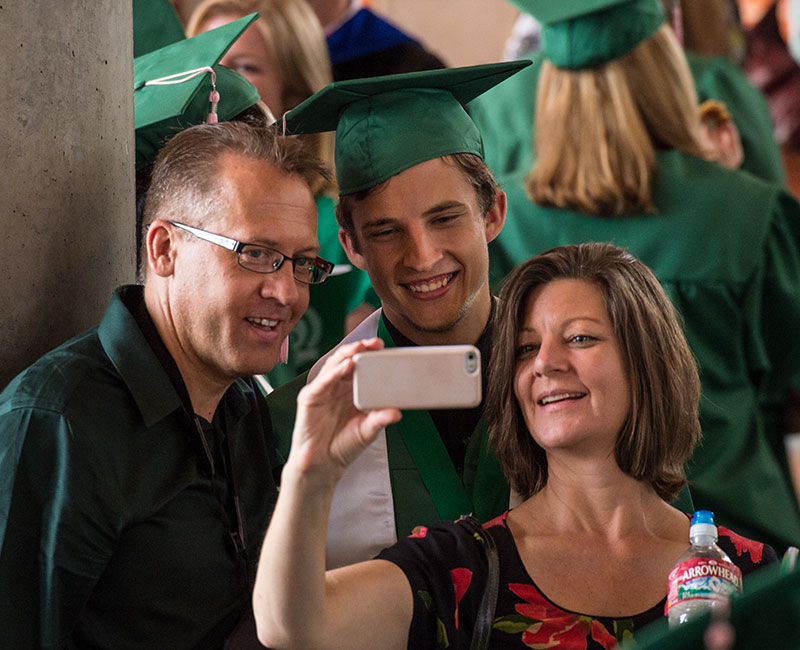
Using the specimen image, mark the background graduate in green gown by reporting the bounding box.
[470,0,787,188]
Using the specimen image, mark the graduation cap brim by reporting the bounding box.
[283,61,530,194]
[284,61,531,135]
[284,61,530,193]
[134,13,258,130]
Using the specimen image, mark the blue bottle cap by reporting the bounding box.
[691,510,715,525]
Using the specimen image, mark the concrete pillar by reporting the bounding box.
[0,2,135,389]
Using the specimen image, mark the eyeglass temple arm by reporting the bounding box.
[170,221,240,252]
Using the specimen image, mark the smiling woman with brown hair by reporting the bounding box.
[487,243,701,503]
[251,242,775,650]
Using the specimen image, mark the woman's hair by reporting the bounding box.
[486,243,701,502]
[527,24,705,216]
[186,0,336,195]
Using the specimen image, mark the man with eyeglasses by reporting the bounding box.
[0,121,331,649]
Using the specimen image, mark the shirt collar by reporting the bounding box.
[98,285,184,427]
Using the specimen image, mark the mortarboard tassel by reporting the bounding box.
[207,87,220,124]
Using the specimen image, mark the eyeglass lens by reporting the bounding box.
[238,245,325,283]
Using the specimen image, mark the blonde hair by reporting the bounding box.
[528,25,705,216]
[186,0,337,195]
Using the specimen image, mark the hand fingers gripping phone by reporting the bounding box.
[352,345,481,410]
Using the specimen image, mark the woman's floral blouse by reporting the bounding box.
[377,511,776,649]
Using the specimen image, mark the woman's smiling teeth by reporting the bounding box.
[248,317,278,329]
[538,392,587,406]
[407,273,454,293]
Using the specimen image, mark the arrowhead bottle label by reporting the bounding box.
[665,558,742,613]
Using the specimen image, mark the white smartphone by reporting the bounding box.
[352,345,482,410]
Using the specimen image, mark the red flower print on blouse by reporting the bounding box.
[507,583,618,649]
[482,512,510,530]
[719,526,764,563]
[450,568,472,629]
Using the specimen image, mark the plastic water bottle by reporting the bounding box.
[666,510,742,627]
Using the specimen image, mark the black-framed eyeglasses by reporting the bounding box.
[168,221,334,285]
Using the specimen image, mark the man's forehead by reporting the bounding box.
[349,158,479,227]
[211,159,318,246]
[216,155,313,204]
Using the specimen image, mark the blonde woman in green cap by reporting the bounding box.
[253,243,775,650]
[484,0,800,553]
[186,0,335,196]
[473,0,786,187]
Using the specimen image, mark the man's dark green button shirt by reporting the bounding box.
[0,286,280,649]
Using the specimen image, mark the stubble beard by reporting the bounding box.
[401,287,478,336]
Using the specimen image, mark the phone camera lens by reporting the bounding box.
[465,352,478,374]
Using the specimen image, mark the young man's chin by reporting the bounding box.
[402,308,467,336]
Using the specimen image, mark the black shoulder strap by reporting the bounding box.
[458,516,500,650]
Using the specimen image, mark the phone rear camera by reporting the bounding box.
[465,352,478,374]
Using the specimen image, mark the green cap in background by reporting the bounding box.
[134,14,261,169]
[507,0,665,69]
[133,0,186,57]
[283,61,531,194]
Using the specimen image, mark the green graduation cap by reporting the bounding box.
[507,0,665,69]
[133,0,185,57]
[134,13,262,169]
[283,61,531,194]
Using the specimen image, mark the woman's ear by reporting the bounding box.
[698,101,744,171]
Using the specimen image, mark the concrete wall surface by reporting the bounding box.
[0,1,135,389]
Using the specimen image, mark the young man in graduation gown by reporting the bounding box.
[267,63,530,569]
[0,24,335,649]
